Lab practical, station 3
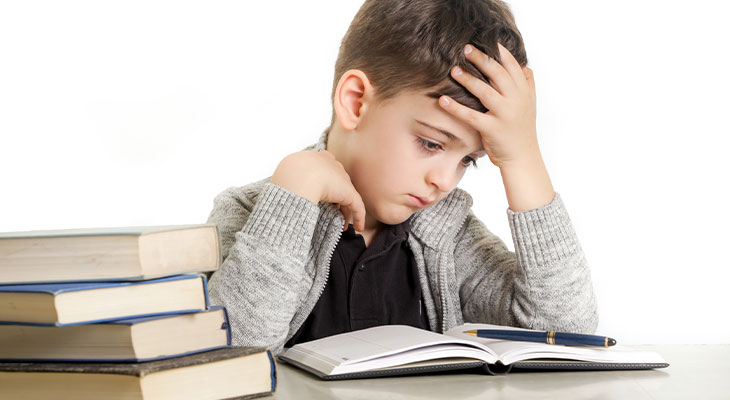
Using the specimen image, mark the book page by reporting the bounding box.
[445,323,667,365]
[281,325,498,375]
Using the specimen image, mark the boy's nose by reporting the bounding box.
[425,166,458,194]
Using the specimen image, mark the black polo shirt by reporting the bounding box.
[285,219,430,347]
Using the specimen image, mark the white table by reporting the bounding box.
[271,345,730,400]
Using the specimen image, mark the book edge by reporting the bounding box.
[0,347,271,376]
[0,224,218,239]
[0,273,206,294]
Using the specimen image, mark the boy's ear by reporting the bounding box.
[334,69,375,131]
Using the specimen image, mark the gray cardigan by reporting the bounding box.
[207,130,598,355]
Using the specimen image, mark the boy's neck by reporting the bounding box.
[359,216,383,247]
[327,124,383,246]
[325,123,350,166]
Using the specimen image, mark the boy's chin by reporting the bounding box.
[372,207,415,226]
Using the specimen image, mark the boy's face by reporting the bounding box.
[344,90,486,226]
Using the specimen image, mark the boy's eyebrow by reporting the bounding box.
[415,119,460,143]
[415,119,484,154]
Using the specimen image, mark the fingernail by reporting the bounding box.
[464,45,472,55]
[440,96,450,107]
[452,66,462,76]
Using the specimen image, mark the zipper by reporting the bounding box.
[314,228,343,302]
[287,220,343,337]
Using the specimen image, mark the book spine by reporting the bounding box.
[484,362,513,375]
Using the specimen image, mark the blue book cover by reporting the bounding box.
[0,306,231,363]
[0,274,210,326]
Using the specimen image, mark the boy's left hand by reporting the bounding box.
[439,43,538,170]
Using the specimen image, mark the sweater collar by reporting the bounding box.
[312,127,473,250]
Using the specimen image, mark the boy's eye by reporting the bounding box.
[416,137,478,169]
[416,137,443,152]
[461,156,478,169]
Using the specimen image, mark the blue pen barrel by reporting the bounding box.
[553,332,608,347]
[474,330,614,347]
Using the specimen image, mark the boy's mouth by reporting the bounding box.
[408,194,432,208]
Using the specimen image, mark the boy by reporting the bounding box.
[208,0,598,355]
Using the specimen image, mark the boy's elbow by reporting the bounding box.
[580,309,599,334]
[583,293,600,333]
[548,312,598,335]
[230,331,287,357]
[566,285,599,334]
[546,300,599,334]
[572,301,599,334]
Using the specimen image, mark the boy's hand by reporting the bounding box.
[270,150,366,232]
[439,43,538,170]
[440,43,555,212]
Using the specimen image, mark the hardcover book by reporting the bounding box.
[0,274,209,326]
[0,307,230,362]
[0,224,220,284]
[0,347,276,400]
[279,323,669,380]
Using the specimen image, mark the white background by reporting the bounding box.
[1,1,728,344]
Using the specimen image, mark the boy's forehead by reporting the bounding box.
[384,90,484,155]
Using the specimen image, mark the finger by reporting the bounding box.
[338,190,366,233]
[497,43,529,92]
[329,187,365,232]
[464,43,513,95]
[451,65,502,113]
[438,95,495,133]
[340,206,351,231]
[348,191,367,233]
[523,66,536,100]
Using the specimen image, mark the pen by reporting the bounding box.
[463,329,617,347]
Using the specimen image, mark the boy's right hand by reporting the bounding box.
[270,150,366,232]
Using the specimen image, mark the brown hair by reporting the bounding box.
[330,0,527,126]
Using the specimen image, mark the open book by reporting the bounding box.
[278,323,669,380]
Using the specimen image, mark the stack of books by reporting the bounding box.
[0,224,276,399]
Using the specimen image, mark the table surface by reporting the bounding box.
[270,345,730,400]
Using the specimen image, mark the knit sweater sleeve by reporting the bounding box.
[206,181,320,354]
[456,192,599,333]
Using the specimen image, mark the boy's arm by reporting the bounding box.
[440,43,596,331]
[456,192,599,333]
[207,180,320,355]
[208,150,366,355]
